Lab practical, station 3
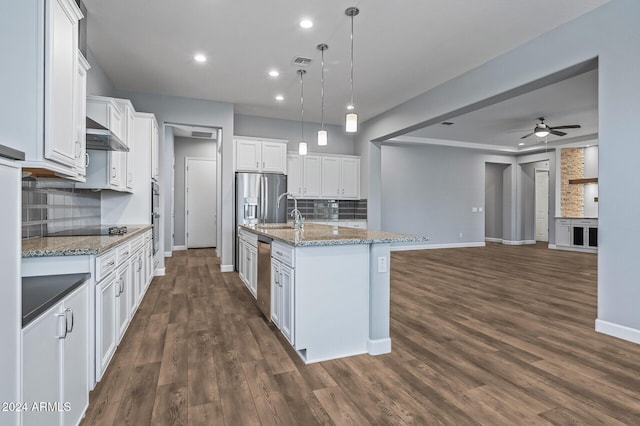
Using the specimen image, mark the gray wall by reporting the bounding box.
[584,145,599,218]
[86,49,115,97]
[115,89,234,270]
[485,163,507,239]
[358,0,640,334]
[234,114,356,155]
[380,143,513,245]
[173,136,217,247]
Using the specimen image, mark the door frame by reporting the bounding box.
[534,168,550,242]
[185,156,217,248]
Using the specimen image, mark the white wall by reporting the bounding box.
[173,136,217,247]
[86,49,115,97]
[234,114,355,155]
[584,145,599,217]
[358,0,640,339]
[114,90,235,271]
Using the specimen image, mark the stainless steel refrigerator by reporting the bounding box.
[235,172,287,269]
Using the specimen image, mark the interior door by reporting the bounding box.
[186,158,217,248]
[535,169,549,242]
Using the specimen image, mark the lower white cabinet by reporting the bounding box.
[238,230,258,298]
[96,273,118,381]
[115,263,131,341]
[23,283,89,426]
[271,242,295,346]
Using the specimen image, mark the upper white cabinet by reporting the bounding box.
[234,136,287,173]
[288,153,359,200]
[8,0,85,179]
[151,118,159,182]
[74,53,90,178]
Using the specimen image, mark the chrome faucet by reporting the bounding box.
[277,192,304,229]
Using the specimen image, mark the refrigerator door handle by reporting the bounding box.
[259,176,265,223]
[263,176,269,223]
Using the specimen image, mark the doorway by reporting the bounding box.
[535,169,549,242]
[185,158,217,248]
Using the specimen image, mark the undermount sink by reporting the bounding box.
[257,223,295,230]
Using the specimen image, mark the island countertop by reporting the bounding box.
[22,225,152,258]
[240,223,428,247]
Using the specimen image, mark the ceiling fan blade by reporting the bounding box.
[549,124,581,130]
[550,130,567,136]
[520,132,535,139]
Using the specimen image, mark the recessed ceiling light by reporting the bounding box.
[269,70,280,77]
[193,54,207,63]
[299,19,313,29]
[275,95,284,101]
[519,142,525,146]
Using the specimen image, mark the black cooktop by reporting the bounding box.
[48,226,136,237]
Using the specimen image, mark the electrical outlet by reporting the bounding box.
[377,256,387,273]
[459,232,463,239]
[478,207,483,212]
[472,207,478,213]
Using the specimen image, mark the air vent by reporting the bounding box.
[191,131,214,139]
[441,121,455,126]
[292,56,312,67]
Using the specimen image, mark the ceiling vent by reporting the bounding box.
[292,56,312,67]
[191,131,214,139]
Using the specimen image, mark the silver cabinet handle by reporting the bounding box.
[75,141,81,158]
[106,260,115,267]
[122,251,129,257]
[65,308,74,333]
[112,167,117,178]
[276,251,283,256]
[57,312,68,339]
[262,162,265,169]
[256,161,259,168]
[85,152,90,168]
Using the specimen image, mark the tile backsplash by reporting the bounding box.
[22,178,101,238]
[287,199,367,221]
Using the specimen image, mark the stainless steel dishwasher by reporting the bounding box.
[257,236,272,320]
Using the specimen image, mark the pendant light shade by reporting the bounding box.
[317,43,328,146]
[297,69,307,155]
[345,7,359,133]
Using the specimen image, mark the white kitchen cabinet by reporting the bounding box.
[115,263,131,340]
[145,240,154,288]
[321,156,360,199]
[302,155,322,198]
[234,136,287,173]
[73,52,90,178]
[11,0,85,179]
[247,243,258,298]
[23,283,89,426]
[151,118,159,181]
[287,154,303,197]
[555,219,571,247]
[96,273,118,381]
[114,99,136,192]
[238,229,258,298]
[271,242,295,346]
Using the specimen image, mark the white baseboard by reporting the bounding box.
[501,240,537,245]
[164,251,172,258]
[485,237,502,243]
[548,244,557,249]
[154,268,166,277]
[551,245,597,253]
[220,264,234,273]
[173,245,187,251]
[595,319,640,345]
[391,242,485,251]
[368,338,392,355]
[216,248,221,258]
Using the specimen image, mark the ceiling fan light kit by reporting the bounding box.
[520,117,581,140]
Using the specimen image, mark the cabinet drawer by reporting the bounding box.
[272,241,294,267]
[572,219,597,226]
[557,219,571,225]
[131,235,144,254]
[96,250,117,282]
[116,242,131,263]
[144,230,152,243]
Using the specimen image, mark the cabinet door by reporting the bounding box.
[128,256,138,316]
[125,107,136,189]
[146,241,153,285]
[109,151,123,188]
[248,245,258,298]
[303,155,322,198]
[287,154,302,197]
[238,240,246,284]
[62,284,89,426]
[270,260,281,327]
[555,223,571,247]
[321,157,342,198]
[261,142,286,173]
[280,264,295,346]
[96,274,118,381]
[136,252,145,306]
[74,54,88,177]
[45,0,79,168]
[22,304,64,426]
[341,158,360,199]
[151,119,159,181]
[116,265,130,340]
[236,139,261,171]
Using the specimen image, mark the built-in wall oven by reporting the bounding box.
[151,182,160,254]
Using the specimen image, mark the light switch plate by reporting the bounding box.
[377,256,387,273]
[472,207,478,213]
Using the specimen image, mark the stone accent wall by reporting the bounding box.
[561,148,584,217]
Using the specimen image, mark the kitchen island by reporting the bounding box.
[239,223,427,363]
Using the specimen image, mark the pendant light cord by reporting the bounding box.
[299,70,304,141]
[349,13,355,109]
[321,49,325,130]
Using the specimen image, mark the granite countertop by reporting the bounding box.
[555,217,599,219]
[22,273,91,327]
[241,223,428,247]
[22,225,152,258]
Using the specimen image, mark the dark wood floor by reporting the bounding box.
[82,243,640,425]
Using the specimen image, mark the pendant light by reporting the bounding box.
[317,43,328,146]
[298,69,308,155]
[345,7,359,133]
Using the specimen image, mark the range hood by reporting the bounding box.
[86,117,129,151]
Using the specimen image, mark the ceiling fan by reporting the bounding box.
[520,117,581,139]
